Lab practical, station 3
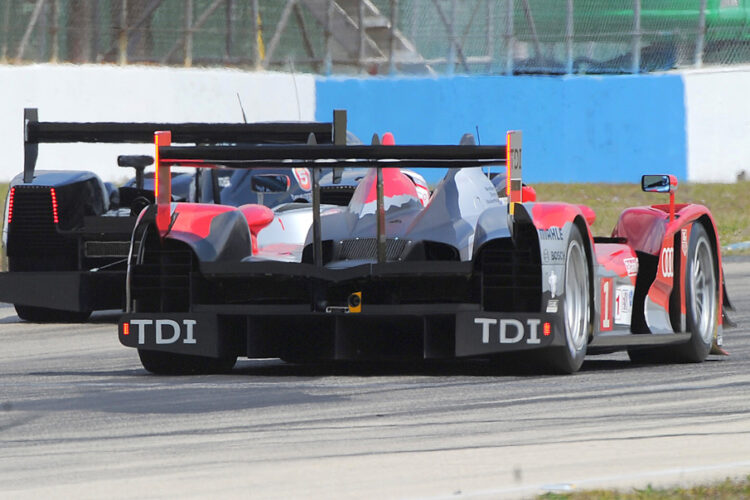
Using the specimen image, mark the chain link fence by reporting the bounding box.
[3,0,750,75]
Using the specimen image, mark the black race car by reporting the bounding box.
[0,108,346,322]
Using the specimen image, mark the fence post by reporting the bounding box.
[323,0,333,75]
[631,0,641,73]
[1,0,11,62]
[446,0,456,75]
[358,0,365,72]
[225,0,232,61]
[565,0,574,74]
[50,0,59,62]
[487,0,494,72]
[505,0,514,75]
[118,0,128,65]
[251,0,260,67]
[389,0,398,74]
[185,0,193,66]
[695,0,707,67]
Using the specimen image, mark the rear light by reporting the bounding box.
[50,187,59,224]
[543,322,551,336]
[122,322,130,336]
[7,187,15,224]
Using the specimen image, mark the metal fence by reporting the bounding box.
[3,0,750,75]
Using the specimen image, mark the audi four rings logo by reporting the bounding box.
[661,246,674,278]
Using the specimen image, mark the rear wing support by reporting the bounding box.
[154,131,173,237]
[23,108,39,184]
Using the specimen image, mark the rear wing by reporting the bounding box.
[22,108,347,183]
[153,131,523,265]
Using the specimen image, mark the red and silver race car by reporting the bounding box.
[118,130,728,374]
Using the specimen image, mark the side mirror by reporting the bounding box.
[118,155,154,191]
[117,155,154,169]
[251,174,290,193]
[641,174,677,194]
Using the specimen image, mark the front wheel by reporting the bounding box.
[540,225,590,374]
[671,223,718,362]
[628,222,718,364]
[137,349,237,375]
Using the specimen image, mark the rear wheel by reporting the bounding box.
[137,349,236,375]
[132,228,236,375]
[15,304,91,323]
[540,225,590,374]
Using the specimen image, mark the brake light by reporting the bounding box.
[50,187,59,224]
[543,322,551,336]
[122,322,130,336]
[7,187,15,224]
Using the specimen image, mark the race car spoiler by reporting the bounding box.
[22,108,347,183]
[154,130,523,266]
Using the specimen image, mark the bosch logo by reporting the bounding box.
[126,319,197,345]
[660,246,674,278]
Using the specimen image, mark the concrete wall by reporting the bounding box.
[316,74,688,184]
[0,65,316,182]
[683,66,750,183]
[2,64,749,184]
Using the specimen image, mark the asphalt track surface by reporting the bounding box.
[1,261,750,499]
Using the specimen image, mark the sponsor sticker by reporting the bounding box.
[293,168,312,191]
[455,312,559,356]
[538,227,564,241]
[615,285,635,324]
[660,246,674,278]
[543,248,566,264]
[473,318,543,345]
[547,270,559,298]
[600,278,613,331]
[119,314,219,357]
[623,257,638,277]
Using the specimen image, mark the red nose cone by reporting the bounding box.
[381,132,395,146]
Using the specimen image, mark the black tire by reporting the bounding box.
[670,223,718,362]
[628,223,718,364]
[15,304,91,323]
[540,225,590,374]
[137,349,237,375]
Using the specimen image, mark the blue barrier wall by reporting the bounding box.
[316,74,686,184]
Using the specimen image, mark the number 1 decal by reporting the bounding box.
[600,278,613,331]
